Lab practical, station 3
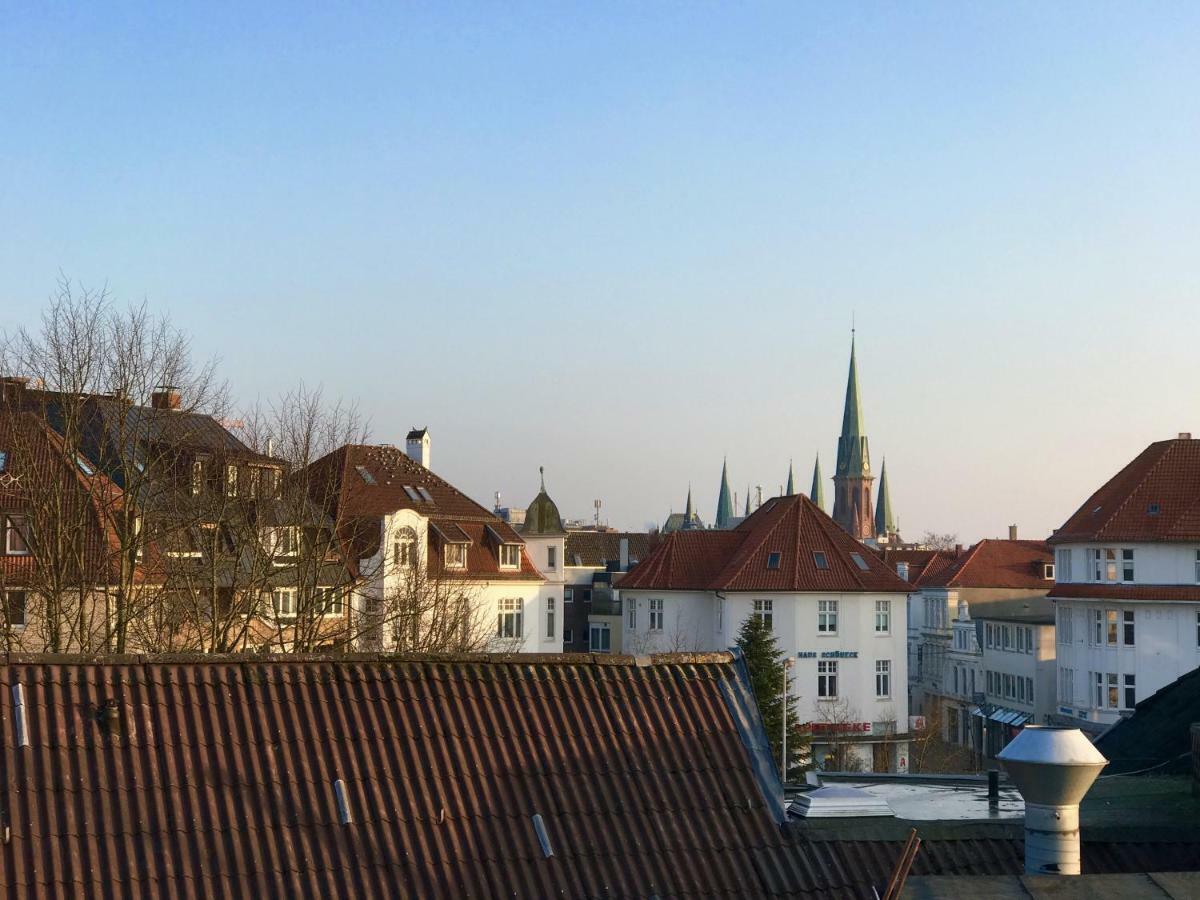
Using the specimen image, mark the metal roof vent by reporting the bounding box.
[334,779,353,825]
[11,683,29,748]
[997,726,1107,876]
[532,813,553,858]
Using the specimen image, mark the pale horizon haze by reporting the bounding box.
[2,4,1198,542]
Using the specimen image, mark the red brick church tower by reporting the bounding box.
[832,334,875,540]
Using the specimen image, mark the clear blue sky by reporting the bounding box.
[2,4,1198,540]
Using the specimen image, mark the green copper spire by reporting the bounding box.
[835,333,870,479]
[744,484,751,517]
[875,457,895,537]
[715,458,733,529]
[786,460,795,496]
[810,454,825,511]
[685,484,695,520]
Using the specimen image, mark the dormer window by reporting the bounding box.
[445,542,468,568]
[766,552,781,570]
[263,526,298,561]
[500,544,521,569]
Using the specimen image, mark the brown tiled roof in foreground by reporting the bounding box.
[0,653,821,899]
[620,494,910,593]
[1051,437,1200,544]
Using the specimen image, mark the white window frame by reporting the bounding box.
[499,543,521,569]
[875,660,891,698]
[589,622,611,653]
[5,589,27,629]
[5,516,31,556]
[648,598,664,632]
[1122,609,1135,646]
[875,600,890,634]
[627,597,636,630]
[818,599,838,634]
[319,587,344,617]
[817,660,838,699]
[546,597,556,639]
[547,545,557,569]
[1123,673,1136,710]
[271,588,298,621]
[753,599,773,630]
[497,598,523,640]
[445,542,468,569]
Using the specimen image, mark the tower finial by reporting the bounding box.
[539,465,545,491]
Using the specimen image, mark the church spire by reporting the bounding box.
[786,460,795,496]
[832,331,875,539]
[715,458,733,529]
[684,483,695,520]
[744,484,751,517]
[810,454,825,511]
[875,457,895,538]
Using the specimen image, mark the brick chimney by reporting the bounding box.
[1009,524,1018,541]
[0,376,29,406]
[150,386,182,410]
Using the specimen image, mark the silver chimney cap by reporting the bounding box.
[997,725,1107,807]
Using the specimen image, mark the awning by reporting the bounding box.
[969,705,1032,727]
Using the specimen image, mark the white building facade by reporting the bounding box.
[1048,436,1200,734]
[618,494,913,772]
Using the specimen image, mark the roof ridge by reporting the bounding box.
[713,497,792,588]
[944,541,985,588]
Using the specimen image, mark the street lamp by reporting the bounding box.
[782,657,795,781]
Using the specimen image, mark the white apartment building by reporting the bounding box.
[1049,435,1200,733]
[908,537,1055,759]
[304,434,552,653]
[618,493,912,773]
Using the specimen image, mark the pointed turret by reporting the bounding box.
[831,333,876,539]
[786,460,795,496]
[744,485,751,517]
[810,455,825,511]
[684,484,695,520]
[715,458,734,529]
[874,457,895,539]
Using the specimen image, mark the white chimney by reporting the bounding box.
[406,428,430,469]
[619,538,629,571]
[997,726,1107,876]
[1009,524,1018,541]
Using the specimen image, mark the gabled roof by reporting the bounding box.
[0,653,827,898]
[620,494,910,593]
[564,531,653,568]
[1051,437,1200,544]
[920,539,1053,590]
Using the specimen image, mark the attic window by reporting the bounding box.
[499,544,521,568]
[849,552,870,571]
[1043,563,1056,580]
[445,542,468,568]
[75,454,95,476]
[417,486,434,502]
[403,485,421,501]
[766,552,781,570]
[813,551,830,570]
[356,466,376,485]
[1148,503,1160,515]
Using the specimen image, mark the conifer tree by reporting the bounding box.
[736,614,811,780]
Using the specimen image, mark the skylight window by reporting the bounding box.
[766,552,781,570]
[417,486,434,502]
[1148,503,1161,515]
[75,454,95,476]
[355,465,376,485]
[403,485,421,501]
[813,551,829,570]
[849,552,870,571]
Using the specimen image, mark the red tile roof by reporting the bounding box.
[0,654,828,898]
[563,531,654,568]
[1048,583,1200,603]
[620,494,910,593]
[1051,438,1200,544]
[920,539,1053,590]
[304,444,541,582]
[910,550,967,588]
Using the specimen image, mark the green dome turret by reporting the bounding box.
[521,466,566,535]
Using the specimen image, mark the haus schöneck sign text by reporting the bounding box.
[796,650,858,659]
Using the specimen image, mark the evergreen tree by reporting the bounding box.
[736,614,811,780]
